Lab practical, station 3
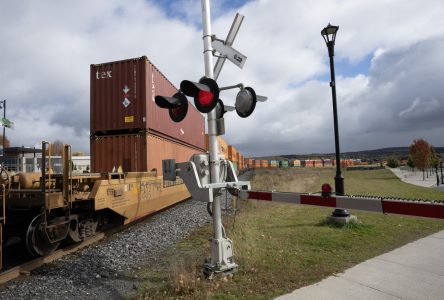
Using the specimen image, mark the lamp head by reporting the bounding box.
[321,23,339,45]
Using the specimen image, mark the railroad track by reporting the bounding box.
[0,233,104,285]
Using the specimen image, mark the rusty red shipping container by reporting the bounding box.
[90,56,205,150]
[91,133,202,173]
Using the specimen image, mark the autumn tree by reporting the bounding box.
[409,139,430,180]
[0,135,11,148]
[47,140,64,156]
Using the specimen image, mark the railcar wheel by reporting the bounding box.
[25,215,60,257]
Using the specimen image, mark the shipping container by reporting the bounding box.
[291,159,301,167]
[304,160,314,167]
[91,133,201,173]
[314,159,323,167]
[228,146,238,163]
[247,158,255,168]
[254,159,261,168]
[322,159,333,167]
[261,160,269,168]
[91,56,205,150]
[269,160,278,168]
[279,160,289,168]
[341,159,353,168]
[217,136,229,159]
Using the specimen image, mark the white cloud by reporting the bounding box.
[1,0,444,157]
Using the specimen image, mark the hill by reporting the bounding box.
[255,146,444,162]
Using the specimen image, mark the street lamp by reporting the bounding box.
[321,24,349,218]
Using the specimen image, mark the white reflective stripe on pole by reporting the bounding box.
[272,192,302,204]
[336,196,383,213]
[201,0,222,241]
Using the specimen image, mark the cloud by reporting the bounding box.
[1,0,444,157]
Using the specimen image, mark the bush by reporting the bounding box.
[386,156,400,168]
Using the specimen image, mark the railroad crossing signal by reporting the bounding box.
[213,13,245,80]
[180,77,219,113]
[215,99,234,119]
[154,92,189,122]
[235,87,257,118]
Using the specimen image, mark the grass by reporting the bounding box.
[135,168,444,299]
[251,167,444,201]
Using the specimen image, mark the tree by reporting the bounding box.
[407,155,415,171]
[0,135,11,148]
[386,156,400,168]
[429,146,440,170]
[409,139,430,180]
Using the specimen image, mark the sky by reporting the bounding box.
[1,0,443,157]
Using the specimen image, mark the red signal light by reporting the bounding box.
[180,77,219,113]
[321,183,332,197]
[154,92,189,123]
[197,90,214,106]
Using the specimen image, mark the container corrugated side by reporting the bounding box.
[217,136,229,159]
[91,57,147,133]
[228,146,238,162]
[147,62,205,150]
[91,56,205,150]
[91,133,201,173]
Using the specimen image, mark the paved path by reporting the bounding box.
[276,230,444,300]
[389,168,439,188]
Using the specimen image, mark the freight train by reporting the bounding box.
[0,56,207,269]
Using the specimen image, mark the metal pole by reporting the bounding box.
[1,100,5,165]
[201,0,236,277]
[327,43,344,196]
[201,0,222,242]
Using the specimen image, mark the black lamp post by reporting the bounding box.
[322,24,349,218]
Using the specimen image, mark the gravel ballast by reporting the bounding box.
[0,171,252,299]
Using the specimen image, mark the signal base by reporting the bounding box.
[203,238,238,279]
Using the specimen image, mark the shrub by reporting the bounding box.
[386,156,400,168]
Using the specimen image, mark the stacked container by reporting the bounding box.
[291,159,301,167]
[269,160,278,168]
[228,146,238,164]
[247,158,255,168]
[261,160,269,168]
[314,159,323,167]
[322,158,333,167]
[254,159,261,168]
[90,56,205,173]
[279,160,289,168]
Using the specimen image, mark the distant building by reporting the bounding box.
[72,156,91,173]
[2,147,41,172]
[1,147,90,173]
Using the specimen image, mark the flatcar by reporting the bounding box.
[0,142,189,268]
